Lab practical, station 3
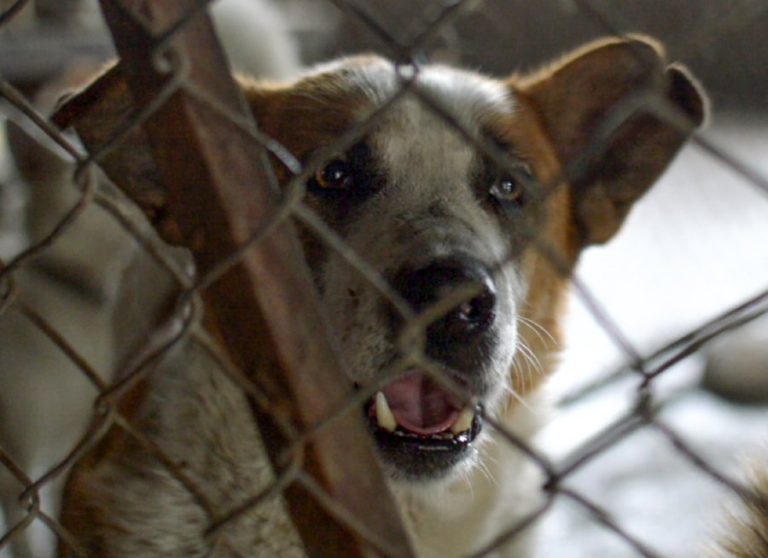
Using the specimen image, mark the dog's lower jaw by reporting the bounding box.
[390,399,548,558]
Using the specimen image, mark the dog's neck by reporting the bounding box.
[391,393,551,558]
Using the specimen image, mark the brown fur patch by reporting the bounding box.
[242,69,373,273]
[495,36,706,408]
[487,91,576,405]
[58,377,152,558]
[520,36,706,246]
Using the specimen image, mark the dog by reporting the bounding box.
[44,35,725,557]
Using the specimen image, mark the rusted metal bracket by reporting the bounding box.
[55,0,414,555]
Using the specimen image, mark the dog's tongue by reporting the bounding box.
[382,373,460,435]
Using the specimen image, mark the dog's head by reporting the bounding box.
[243,37,705,481]
[57,36,706,484]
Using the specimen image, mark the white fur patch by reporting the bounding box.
[315,58,524,425]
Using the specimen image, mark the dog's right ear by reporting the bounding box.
[53,67,292,221]
[517,36,707,246]
[53,65,167,214]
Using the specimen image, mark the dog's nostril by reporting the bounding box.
[392,258,497,340]
[437,283,496,344]
[449,288,496,333]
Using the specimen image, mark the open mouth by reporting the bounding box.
[364,372,483,478]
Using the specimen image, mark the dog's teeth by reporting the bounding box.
[450,407,475,435]
[375,392,397,432]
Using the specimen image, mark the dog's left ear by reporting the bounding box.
[518,36,707,245]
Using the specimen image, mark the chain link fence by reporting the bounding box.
[1,0,767,557]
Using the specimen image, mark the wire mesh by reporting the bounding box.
[1,0,767,557]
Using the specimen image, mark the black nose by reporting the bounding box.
[390,258,497,368]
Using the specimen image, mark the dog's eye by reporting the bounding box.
[491,177,523,203]
[489,164,532,207]
[311,159,355,191]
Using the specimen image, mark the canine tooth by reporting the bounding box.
[375,392,397,432]
[451,407,475,435]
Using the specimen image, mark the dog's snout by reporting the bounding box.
[391,259,497,366]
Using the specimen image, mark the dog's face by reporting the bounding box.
[250,59,552,480]
[306,62,527,479]
[59,36,705,485]
[246,38,705,483]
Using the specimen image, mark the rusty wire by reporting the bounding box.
[1,0,767,557]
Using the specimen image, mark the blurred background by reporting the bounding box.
[3,0,768,109]
[1,1,767,557]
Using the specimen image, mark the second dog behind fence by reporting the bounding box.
[46,33,729,557]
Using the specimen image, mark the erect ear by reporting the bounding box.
[53,66,288,221]
[53,65,166,213]
[519,36,707,246]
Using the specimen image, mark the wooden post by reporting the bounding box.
[88,1,413,556]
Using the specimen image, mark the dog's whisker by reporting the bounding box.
[474,458,498,488]
[518,340,544,377]
[505,386,535,414]
[513,340,544,398]
[518,316,556,346]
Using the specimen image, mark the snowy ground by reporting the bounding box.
[536,116,768,557]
